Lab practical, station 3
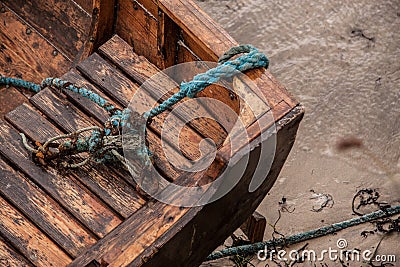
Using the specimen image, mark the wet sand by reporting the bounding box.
[196,0,400,266]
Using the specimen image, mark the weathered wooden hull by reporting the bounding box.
[0,0,303,266]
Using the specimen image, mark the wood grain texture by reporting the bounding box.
[68,173,205,267]
[0,121,121,238]
[77,53,213,164]
[0,159,97,258]
[156,10,180,69]
[74,0,116,64]
[116,0,159,63]
[8,97,146,219]
[0,196,72,266]
[30,88,100,132]
[134,106,304,267]
[0,87,28,118]
[0,235,33,267]
[5,103,63,144]
[240,211,266,243]
[73,0,93,14]
[0,4,70,81]
[62,69,188,182]
[3,0,91,59]
[98,35,228,147]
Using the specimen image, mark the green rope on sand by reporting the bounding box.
[206,205,400,261]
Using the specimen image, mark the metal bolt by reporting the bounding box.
[229,92,235,100]
[26,28,32,35]
[0,6,6,13]
[52,50,58,56]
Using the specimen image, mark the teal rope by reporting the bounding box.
[0,44,269,165]
[0,76,41,93]
[144,44,269,119]
[206,205,400,261]
[42,78,118,114]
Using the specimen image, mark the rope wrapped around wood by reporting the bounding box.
[0,44,269,168]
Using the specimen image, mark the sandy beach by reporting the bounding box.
[196,0,400,266]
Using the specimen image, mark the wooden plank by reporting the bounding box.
[69,173,205,267]
[0,38,46,83]
[3,0,91,59]
[0,5,70,79]
[0,196,72,266]
[69,163,146,218]
[5,103,63,144]
[98,35,228,147]
[6,102,146,219]
[0,121,121,238]
[77,53,207,161]
[157,9,180,68]
[0,235,33,267]
[218,101,290,163]
[62,70,113,123]
[157,0,298,110]
[73,0,93,14]
[158,0,236,60]
[240,211,266,243]
[116,0,159,63]
[60,69,188,182]
[0,87,28,118]
[0,159,97,258]
[30,88,100,132]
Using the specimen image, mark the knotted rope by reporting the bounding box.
[0,44,269,167]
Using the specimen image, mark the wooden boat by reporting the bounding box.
[0,0,304,266]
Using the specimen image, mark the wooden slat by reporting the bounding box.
[157,0,298,112]
[6,102,146,219]
[5,103,63,143]
[0,235,33,267]
[0,196,72,266]
[0,159,97,258]
[0,5,70,80]
[218,101,290,162]
[62,70,113,123]
[77,53,206,161]
[116,0,159,63]
[60,70,189,182]
[99,35,228,147]
[0,121,121,238]
[30,89,100,132]
[69,173,204,267]
[3,0,91,59]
